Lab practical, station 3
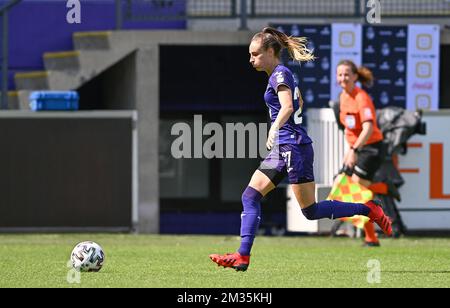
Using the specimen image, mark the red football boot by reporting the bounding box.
[209,252,250,272]
[365,199,393,237]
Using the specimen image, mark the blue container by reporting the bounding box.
[29,91,79,111]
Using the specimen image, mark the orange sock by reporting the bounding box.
[364,221,379,243]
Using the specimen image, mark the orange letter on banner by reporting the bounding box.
[430,143,450,199]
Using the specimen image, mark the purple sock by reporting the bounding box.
[301,200,370,220]
[238,186,262,256]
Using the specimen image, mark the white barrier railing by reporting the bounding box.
[287,108,346,233]
[307,108,348,185]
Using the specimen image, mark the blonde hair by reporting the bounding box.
[338,59,374,88]
[252,27,315,62]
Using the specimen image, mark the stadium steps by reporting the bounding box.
[7,91,19,109]
[13,31,136,109]
[0,91,21,109]
[0,90,34,110]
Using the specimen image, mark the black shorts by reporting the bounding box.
[344,141,385,181]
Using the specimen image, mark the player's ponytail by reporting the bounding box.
[252,27,315,62]
[338,60,374,88]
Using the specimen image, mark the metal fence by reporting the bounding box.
[117,0,450,26]
[249,0,450,17]
[249,0,360,18]
[381,0,450,16]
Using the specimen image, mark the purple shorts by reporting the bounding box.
[258,143,315,185]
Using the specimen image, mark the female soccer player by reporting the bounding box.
[336,60,386,247]
[209,27,392,271]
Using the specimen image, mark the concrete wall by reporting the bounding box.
[78,51,137,110]
[0,111,136,232]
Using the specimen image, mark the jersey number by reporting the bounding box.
[282,151,293,173]
[293,87,303,124]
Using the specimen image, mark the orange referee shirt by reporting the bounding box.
[339,86,383,146]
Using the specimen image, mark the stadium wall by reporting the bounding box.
[0,111,137,232]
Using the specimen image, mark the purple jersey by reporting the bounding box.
[264,65,312,145]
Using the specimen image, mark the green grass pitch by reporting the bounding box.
[0,234,449,288]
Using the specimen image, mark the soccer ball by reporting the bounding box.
[70,241,105,272]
